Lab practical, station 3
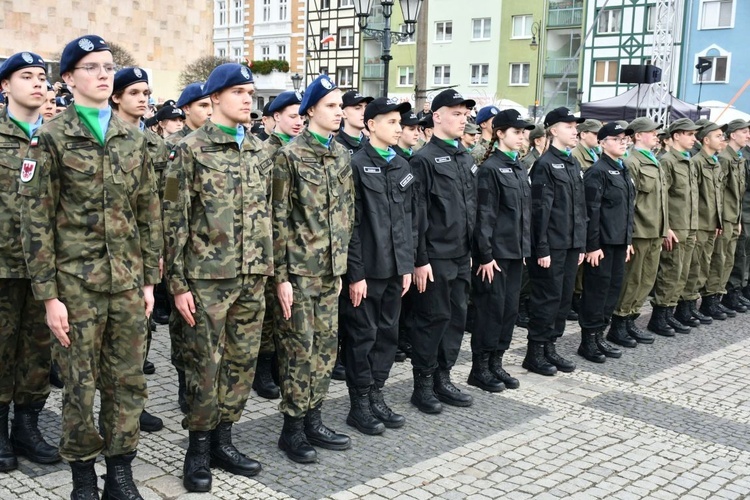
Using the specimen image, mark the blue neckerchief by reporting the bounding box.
[712,154,718,163]
[234,124,245,147]
[139,120,145,131]
[7,108,43,138]
[98,107,112,140]
[384,146,396,164]
[739,150,743,159]
[616,158,624,170]
[588,147,598,162]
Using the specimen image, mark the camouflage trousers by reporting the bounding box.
[654,230,696,307]
[260,280,276,355]
[169,294,185,372]
[705,221,739,296]
[684,230,716,300]
[55,272,147,462]
[183,275,266,432]
[275,274,339,418]
[0,278,50,406]
[614,238,662,317]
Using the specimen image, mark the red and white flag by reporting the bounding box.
[321,34,336,45]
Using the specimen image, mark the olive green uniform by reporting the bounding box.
[615,149,669,316]
[728,147,750,291]
[162,121,273,431]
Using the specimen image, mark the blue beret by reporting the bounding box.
[0,52,46,81]
[113,67,149,93]
[60,35,111,76]
[268,90,303,114]
[476,106,500,125]
[176,82,208,108]
[299,75,338,115]
[204,63,254,95]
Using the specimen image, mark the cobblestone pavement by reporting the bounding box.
[3,309,750,499]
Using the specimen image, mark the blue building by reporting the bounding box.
[679,0,750,114]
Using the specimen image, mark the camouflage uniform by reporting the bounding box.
[19,106,162,461]
[272,128,355,418]
[166,126,194,149]
[162,120,273,431]
[0,110,50,408]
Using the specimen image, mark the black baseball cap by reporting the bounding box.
[400,109,419,126]
[342,90,374,108]
[544,107,585,128]
[492,109,535,130]
[431,89,476,112]
[364,97,411,123]
[419,114,434,129]
[597,121,634,141]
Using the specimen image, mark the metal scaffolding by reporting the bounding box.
[647,0,678,125]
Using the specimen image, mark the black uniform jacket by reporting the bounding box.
[583,153,635,252]
[529,146,587,257]
[346,144,418,282]
[473,149,531,263]
[410,136,478,266]
[335,131,368,156]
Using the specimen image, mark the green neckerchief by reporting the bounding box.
[216,123,237,136]
[502,150,518,161]
[637,148,658,165]
[9,116,30,137]
[441,138,458,148]
[678,150,691,159]
[275,132,292,144]
[348,133,362,143]
[309,129,332,148]
[75,104,110,146]
[372,145,390,160]
[400,147,412,157]
[587,147,599,161]
[555,146,571,157]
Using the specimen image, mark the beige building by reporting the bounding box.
[1,0,214,101]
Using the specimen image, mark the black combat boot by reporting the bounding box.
[736,290,750,307]
[70,458,99,500]
[489,350,520,389]
[665,307,691,333]
[516,298,530,328]
[521,340,557,376]
[743,286,750,302]
[142,360,155,375]
[183,431,212,492]
[279,415,317,463]
[177,369,189,414]
[577,332,606,363]
[394,348,407,362]
[595,330,622,358]
[715,298,737,318]
[0,404,17,472]
[210,422,261,476]
[410,370,443,414]
[674,301,700,327]
[138,410,163,433]
[647,305,676,337]
[304,404,351,450]
[625,315,655,344]
[10,402,60,464]
[434,369,474,406]
[252,352,280,400]
[467,352,505,393]
[689,299,714,324]
[723,290,748,313]
[544,341,576,372]
[369,384,405,428]
[607,315,638,347]
[49,360,64,389]
[101,451,142,500]
[699,295,727,321]
[346,387,386,435]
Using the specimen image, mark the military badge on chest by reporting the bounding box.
[20,159,37,182]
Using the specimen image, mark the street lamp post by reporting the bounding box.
[529,20,542,122]
[353,0,423,97]
[291,73,303,91]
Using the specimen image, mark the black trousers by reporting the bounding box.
[340,276,402,387]
[470,258,523,353]
[527,248,580,342]
[579,244,627,334]
[410,255,471,372]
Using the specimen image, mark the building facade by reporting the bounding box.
[304,0,361,90]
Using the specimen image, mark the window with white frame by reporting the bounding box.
[472,18,491,40]
[594,60,619,83]
[470,64,489,85]
[509,63,530,85]
[278,44,287,61]
[279,0,288,20]
[217,48,227,58]
[434,65,451,85]
[399,24,416,43]
[700,0,734,29]
[217,0,227,26]
[436,21,453,42]
[698,55,729,82]
[598,9,622,34]
[339,27,355,48]
[233,0,242,24]
[233,47,243,62]
[337,66,353,87]
[398,66,414,86]
[320,0,330,9]
[512,15,533,39]
[339,0,354,6]
[261,46,270,61]
[321,28,331,50]
[262,0,271,21]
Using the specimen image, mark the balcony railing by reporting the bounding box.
[544,57,579,76]
[547,7,583,27]
[363,63,385,79]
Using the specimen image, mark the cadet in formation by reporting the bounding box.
[272,75,355,463]
[0,51,60,473]
[167,82,212,147]
[472,105,499,162]
[163,63,272,491]
[469,109,534,392]
[726,120,750,309]
[340,97,414,435]
[19,35,162,499]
